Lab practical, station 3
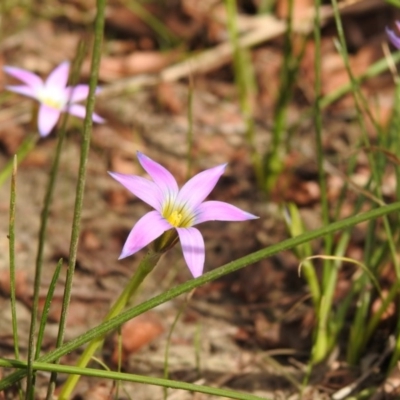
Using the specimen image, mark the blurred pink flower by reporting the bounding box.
[109,152,258,278]
[3,61,104,136]
[387,22,400,49]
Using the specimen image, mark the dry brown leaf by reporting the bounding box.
[157,82,184,114]
[85,51,178,81]
[276,0,314,20]
[111,313,164,364]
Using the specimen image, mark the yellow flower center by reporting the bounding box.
[42,96,63,109]
[166,210,182,227]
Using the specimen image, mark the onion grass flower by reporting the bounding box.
[109,152,258,278]
[386,22,400,49]
[3,61,104,136]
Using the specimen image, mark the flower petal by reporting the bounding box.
[176,164,227,209]
[64,103,85,118]
[108,171,164,212]
[45,61,70,89]
[194,201,258,225]
[64,85,90,103]
[91,112,106,123]
[65,104,105,123]
[137,152,179,196]
[64,85,101,103]
[119,210,171,259]
[38,104,61,137]
[5,85,38,99]
[3,66,43,89]
[387,27,400,49]
[176,227,205,278]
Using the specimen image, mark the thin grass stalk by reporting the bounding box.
[313,246,349,360]
[263,0,304,191]
[114,326,122,400]
[25,50,87,400]
[25,129,65,396]
[59,251,161,400]
[313,0,333,289]
[0,359,267,400]
[9,156,18,358]
[36,259,63,360]
[26,103,67,376]
[345,218,375,364]
[44,1,106,396]
[2,201,400,390]
[311,0,336,364]
[126,0,178,47]
[8,156,22,400]
[225,0,261,185]
[52,0,105,348]
[323,153,366,349]
[347,289,371,364]
[330,3,395,244]
[332,150,365,222]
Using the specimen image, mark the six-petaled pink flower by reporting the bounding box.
[387,22,400,49]
[109,152,258,278]
[3,61,104,137]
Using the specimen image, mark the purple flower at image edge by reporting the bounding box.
[109,152,259,278]
[386,21,400,49]
[3,61,105,137]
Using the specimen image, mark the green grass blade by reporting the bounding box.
[0,358,267,400]
[8,156,23,400]
[35,259,63,359]
[2,202,400,391]
[8,156,18,358]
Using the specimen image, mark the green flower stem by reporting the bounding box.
[0,133,38,186]
[59,250,161,400]
[2,202,400,391]
[0,358,266,400]
[43,1,106,397]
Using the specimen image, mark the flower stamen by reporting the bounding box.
[167,210,182,227]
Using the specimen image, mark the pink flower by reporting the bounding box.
[3,61,104,136]
[109,152,258,278]
[387,22,400,49]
